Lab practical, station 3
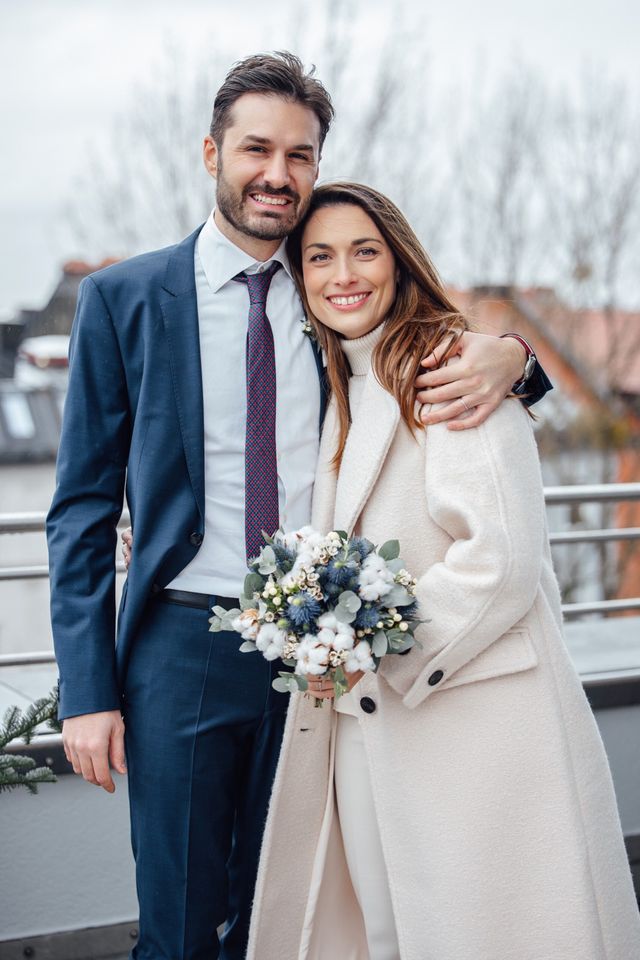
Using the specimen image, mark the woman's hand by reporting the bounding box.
[306,675,336,700]
[121,527,133,570]
[306,669,365,701]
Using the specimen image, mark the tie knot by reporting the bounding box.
[235,261,281,305]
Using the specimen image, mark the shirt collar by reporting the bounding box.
[197,209,294,293]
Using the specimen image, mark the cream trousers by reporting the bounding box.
[335,712,402,960]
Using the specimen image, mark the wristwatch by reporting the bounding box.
[501,333,537,395]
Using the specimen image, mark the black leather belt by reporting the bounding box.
[158,589,237,611]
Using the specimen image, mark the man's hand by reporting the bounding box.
[121,527,133,569]
[415,331,527,430]
[62,710,126,793]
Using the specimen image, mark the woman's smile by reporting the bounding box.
[302,204,397,339]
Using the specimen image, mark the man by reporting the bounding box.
[47,52,550,960]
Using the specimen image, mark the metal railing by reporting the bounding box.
[1,485,639,661]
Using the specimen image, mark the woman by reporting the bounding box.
[243,183,640,960]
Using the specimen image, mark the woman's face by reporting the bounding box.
[301,204,397,340]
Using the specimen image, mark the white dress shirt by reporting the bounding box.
[168,211,321,596]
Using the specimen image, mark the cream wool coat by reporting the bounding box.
[246,342,640,960]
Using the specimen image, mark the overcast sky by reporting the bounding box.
[1,0,638,317]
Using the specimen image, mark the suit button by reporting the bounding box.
[189,532,203,547]
[150,583,162,596]
[360,696,376,714]
[428,670,444,686]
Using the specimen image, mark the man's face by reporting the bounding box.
[204,93,321,245]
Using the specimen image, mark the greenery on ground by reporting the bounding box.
[0,687,61,794]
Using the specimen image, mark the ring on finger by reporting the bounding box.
[461,397,470,412]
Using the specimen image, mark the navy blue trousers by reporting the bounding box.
[123,597,288,960]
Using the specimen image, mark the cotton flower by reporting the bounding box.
[344,640,375,674]
[294,635,331,676]
[316,612,356,651]
[255,623,286,661]
[231,608,260,641]
[358,553,395,601]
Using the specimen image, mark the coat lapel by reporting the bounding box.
[311,396,339,534]
[160,227,205,518]
[333,371,400,536]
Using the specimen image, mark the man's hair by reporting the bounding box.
[210,51,334,151]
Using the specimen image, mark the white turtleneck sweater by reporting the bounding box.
[333,323,386,717]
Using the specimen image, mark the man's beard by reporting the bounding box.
[215,164,309,241]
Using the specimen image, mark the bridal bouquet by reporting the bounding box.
[209,526,421,700]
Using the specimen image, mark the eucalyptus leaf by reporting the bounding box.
[378,539,400,561]
[337,590,362,613]
[389,632,414,652]
[240,595,256,611]
[334,604,357,624]
[244,573,265,597]
[272,677,291,694]
[239,640,257,653]
[386,557,405,573]
[334,530,348,540]
[385,584,413,607]
[372,630,389,657]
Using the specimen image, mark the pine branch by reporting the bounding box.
[0,687,60,749]
[0,686,60,795]
[0,765,57,795]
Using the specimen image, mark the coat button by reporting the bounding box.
[189,532,203,547]
[150,582,162,595]
[360,696,376,714]
[428,670,444,686]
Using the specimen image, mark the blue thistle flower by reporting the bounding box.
[399,600,419,621]
[355,603,383,630]
[286,592,322,630]
[271,543,297,569]
[348,536,375,560]
[323,581,343,599]
[323,557,358,587]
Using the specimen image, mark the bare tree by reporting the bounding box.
[67,1,447,265]
[67,42,223,256]
[448,63,548,287]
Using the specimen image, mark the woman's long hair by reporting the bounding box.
[287,181,469,467]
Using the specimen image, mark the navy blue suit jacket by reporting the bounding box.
[47,227,327,719]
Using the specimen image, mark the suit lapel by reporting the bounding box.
[160,227,205,518]
[309,336,329,429]
[333,371,400,536]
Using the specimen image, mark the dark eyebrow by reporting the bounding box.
[240,134,315,153]
[303,237,383,252]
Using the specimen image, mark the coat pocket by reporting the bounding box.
[439,626,538,691]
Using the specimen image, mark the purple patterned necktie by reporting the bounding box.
[235,261,281,563]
